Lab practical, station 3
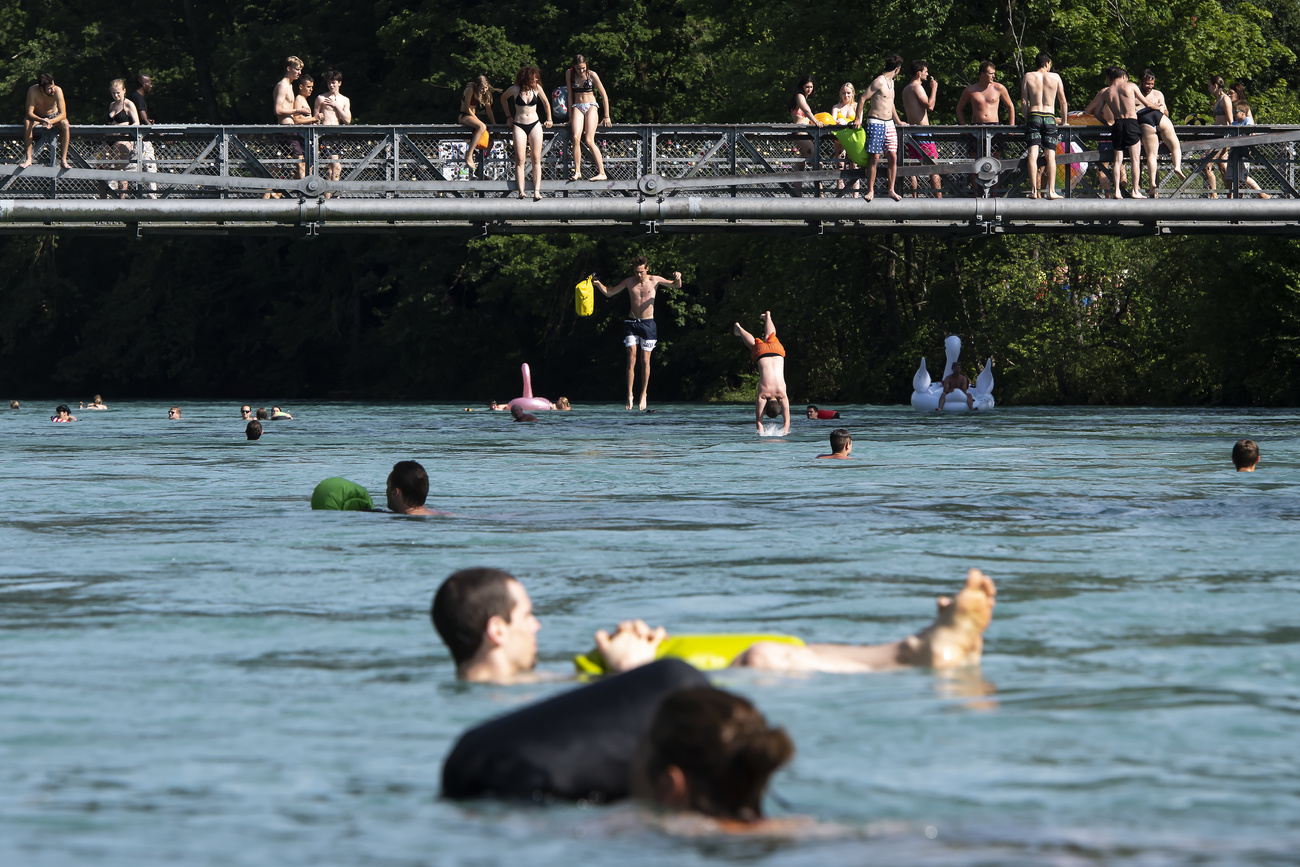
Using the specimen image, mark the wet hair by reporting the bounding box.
[640,687,793,821]
[168,406,180,416]
[246,420,263,440]
[830,428,851,452]
[324,70,342,84]
[1113,67,1128,80]
[951,362,963,373]
[110,78,126,91]
[286,56,304,71]
[38,72,54,88]
[56,404,70,414]
[1233,439,1259,469]
[9,400,18,409]
[556,396,571,409]
[256,407,268,420]
[93,394,102,403]
[763,400,780,418]
[978,60,996,76]
[631,255,649,268]
[1035,52,1052,70]
[807,404,818,412]
[883,54,903,74]
[515,64,541,91]
[388,460,429,507]
[910,60,928,77]
[432,568,518,664]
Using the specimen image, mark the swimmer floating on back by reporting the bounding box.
[431,567,996,683]
[733,311,790,435]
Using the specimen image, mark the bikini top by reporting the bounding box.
[571,73,595,93]
[110,106,132,124]
[509,90,539,115]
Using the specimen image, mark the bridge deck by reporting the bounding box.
[1,123,1297,236]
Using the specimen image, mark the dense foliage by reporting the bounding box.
[1,0,1299,404]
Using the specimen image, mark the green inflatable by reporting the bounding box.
[834,126,870,168]
[310,477,375,511]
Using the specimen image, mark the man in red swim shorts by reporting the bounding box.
[733,311,789,435]
[902,60,942,198]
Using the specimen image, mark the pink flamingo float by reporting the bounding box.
[508,363,554,411]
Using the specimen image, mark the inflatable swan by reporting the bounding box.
[910,335,995,412]
[509,363,554,412]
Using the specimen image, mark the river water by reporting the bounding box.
[2,402,1297,865]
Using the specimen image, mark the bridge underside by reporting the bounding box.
[2,123,1299,236]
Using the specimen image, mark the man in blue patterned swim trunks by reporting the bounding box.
[852,54,908,202]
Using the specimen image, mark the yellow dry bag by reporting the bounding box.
[575,275,594,317]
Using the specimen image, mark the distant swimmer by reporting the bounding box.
[806,405,841,420]
[83,394,108,410]
[271,406,293,419]
[431,567,997,683]
[246,420,263,440]
[255,407,269,420]
[51,404,77,423]
[240,405,253,420]
[1020,52,1067,200]
[9,400,18,409]
[593,257,682,410]
[387,460,441,515]
[510,404,537,422]
[817,428,852,459]
[851,53,907,202]
[733,312,790,435]
[556,396,571,410]
[936,362,975,411]
[1233,439,1259,472]
[488,400,509,411]
[168,406,181,419]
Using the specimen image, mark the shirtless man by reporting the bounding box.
[431,567,997,683]
[594,257,682,410]
[852,54,908,201]
[273,57,313,182]
[386,460,439,515]
[1090,67,1159,199]
[314,70,352,184]
[937,361,974,411]
[1020,52,1068,199]
[19,73,70,169]
[957,61,1016,126]
[733,311,790,435]
[901,60,942,198]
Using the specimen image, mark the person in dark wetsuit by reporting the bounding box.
[458,75,496,174]
[500,65,554,200]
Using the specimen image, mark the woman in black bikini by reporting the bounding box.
[458,75,496,173]
[501,65,554,199]
[105,79,140,198]
[565,55,611,180]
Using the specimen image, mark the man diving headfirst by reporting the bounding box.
[593,257,682,411]
[733,311,790,435]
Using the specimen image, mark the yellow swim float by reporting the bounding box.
[573,633,805,674]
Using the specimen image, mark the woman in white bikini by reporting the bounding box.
[500,64,554,199]
[565,55,611,180]
[457,75,496,173]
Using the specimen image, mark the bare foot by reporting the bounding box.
[465,155,477,172]
[1173,167,1187,180]
[864,192,875,202]
[533,191,542,201]
[1028,191,1039,199]
[591,173,607,181]
[17,157,32,168]
[1148,187,1158,199]
[1131,190,1147,199]
[571,170,581,181]
[1047,191,1062,200]
[733,322,743,336]
[625,401,633,410]
[515,191,526,200]
[898,569,997,669]
[638,395,647,411]
[60,159,71,170]
[888,190,901,201]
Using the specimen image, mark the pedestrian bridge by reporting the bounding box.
[2,122,1299,236]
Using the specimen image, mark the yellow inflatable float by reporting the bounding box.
[573,633,805,674]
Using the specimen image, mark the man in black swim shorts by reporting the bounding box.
[1093,67,1160,198]
[593,256,682,411]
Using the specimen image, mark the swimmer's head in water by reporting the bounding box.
[256,407,268,420]
[168,406,180,419]
[9,400,18,409]
[1233,438,1259,470]
[830,428,851,453]
[246,420,262,440]
[432,569,538,673]
[556,397,571,410]
[806,405,818,418]
[387,460,429,509]
[636,687,793,822]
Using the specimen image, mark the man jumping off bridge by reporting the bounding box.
[594,257,682,410]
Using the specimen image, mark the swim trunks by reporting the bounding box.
[623,318,657,351]
[1111,118,1141,150]
[1136,107,1163,128]
[1025,111,1059,148]
[282,134,305,158]
[1097,129,1113,153]
[905,136,938,162]
[865,118,897,155]
[751,332,786,362]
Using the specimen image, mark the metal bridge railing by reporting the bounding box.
[1,123,1295,200]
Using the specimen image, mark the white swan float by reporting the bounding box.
[910,335,995,412]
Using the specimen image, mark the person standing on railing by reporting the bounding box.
[1020,52,1067,200]
[19,73,71,169]
[788,74,823,193]
[314,70,352,189]
[128,73,158,195]
[852,54,908,202]
[458,76,496,174]
[501,65,554,200]
[566,56,611,181]
[273,57,313,184]
[1203,75,1234,198]
[901,60,942,198]
[104,79,140,198]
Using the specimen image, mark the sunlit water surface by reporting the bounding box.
[2,402,1298,866]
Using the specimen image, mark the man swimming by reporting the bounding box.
[593,257,683,411]
[510,404,537,422]
[817,428,852,459]
[733,311,790,435]
[1020,52,1067,200]
[430,567,997,683]
[1233,439,1259,472]
[937,361,975,411]
[386,460,439,515]
[851,54,908,202]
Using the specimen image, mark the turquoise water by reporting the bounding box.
[2,403,1298,865]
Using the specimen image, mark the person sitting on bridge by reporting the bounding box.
[734,311,790,435]
[852,54,908,202]
[20,73,71,170]
[1136,70,1185,196]
[937,362,975,411]
[458,75,496,174]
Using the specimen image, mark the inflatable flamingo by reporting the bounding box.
[508,363,554,412]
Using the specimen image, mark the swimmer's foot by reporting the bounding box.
[17,157,32,168]
[733,322,743,337]
[638,395,647,411]
[887,190,901,202]
[897,569,997,669]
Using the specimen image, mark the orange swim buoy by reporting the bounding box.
[476,130,490,150]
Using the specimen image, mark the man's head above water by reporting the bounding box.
[431,568,540,681]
